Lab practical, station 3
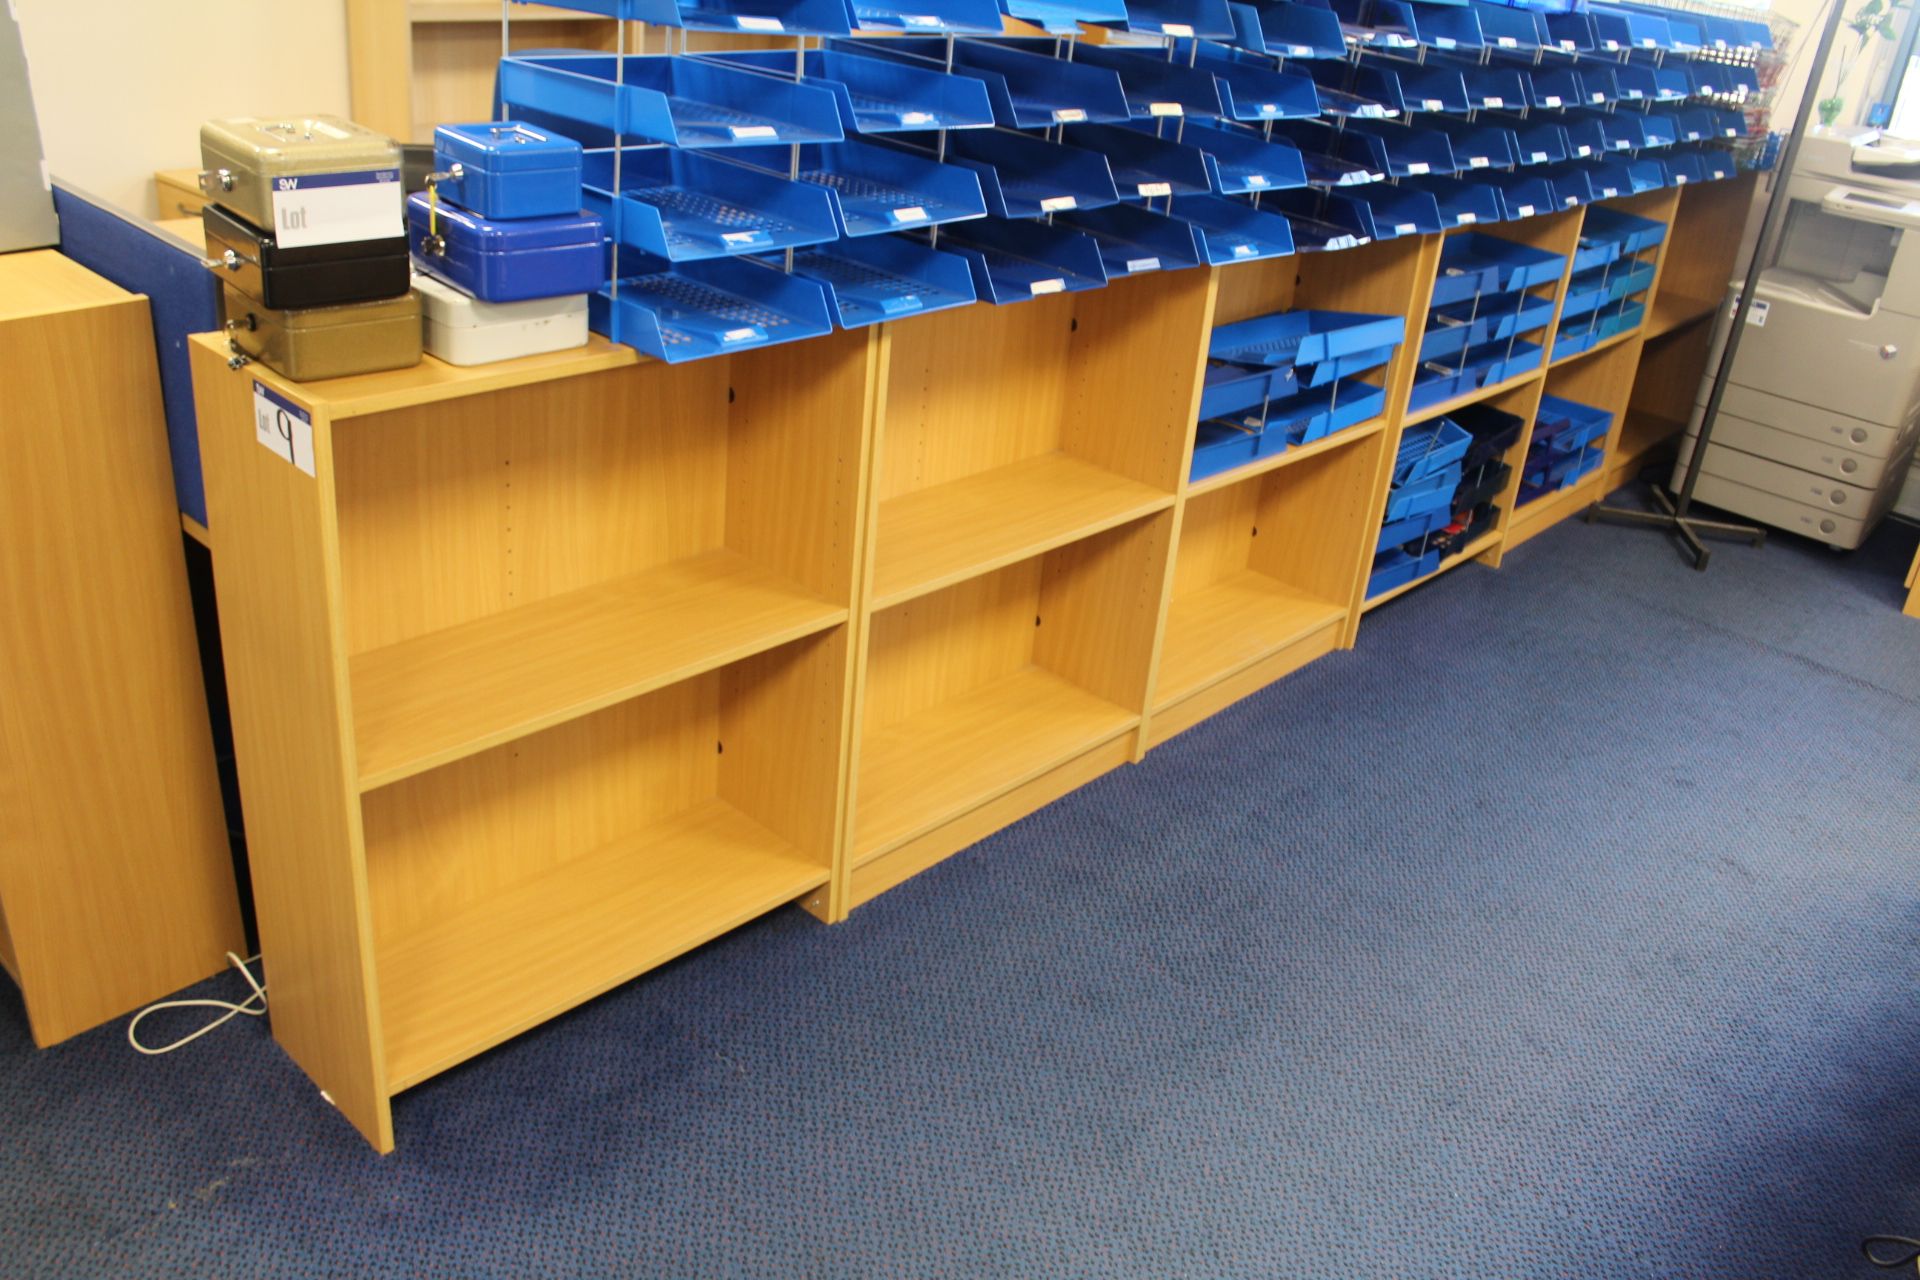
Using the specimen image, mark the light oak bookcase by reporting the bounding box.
[192,180,1722,1151]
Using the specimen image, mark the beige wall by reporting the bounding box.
[16,0,352,218]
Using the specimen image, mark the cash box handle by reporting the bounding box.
[203,247,260,274]
[198,168,236,195]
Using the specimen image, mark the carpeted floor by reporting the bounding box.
[4,493,1917,1279]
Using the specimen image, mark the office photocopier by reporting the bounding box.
[1674,127,1920,549]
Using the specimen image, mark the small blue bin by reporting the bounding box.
[940,128,1122,218]
[1062,122,1217,201]
[498,54,845,148]
[708,47,996,133]
[879,38,1132,128]
[1210,308,1405,370]
[1227,0,1348,59]
[1469,3,1545,53]
[580,149,840,262]
[1058,203,1209,277]
[1337,120,1459,180]
[844,0,1004,33]
[725,140,987,238]
[1171,194,1297,263]
[1067,41,1229,120]
[1326,184,1447,240]
[1377,507,1450,552]
[1104,0,1237,39]
[1410,175,1504,228]
[515,0,852,34]
[1177,119,1311,194]
[1421,116,1522,171]
[1533,393,1613,452]
[1395,418,1472,482]
[1367,546,1443,598]
[1179,42,1324,121]
[1504,115,1570,167]
[1432,232,1566,306]
[1191,418,1266,482]
[1200,357,1288,420]
[434,121,584,220]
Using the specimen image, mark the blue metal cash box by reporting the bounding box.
[408,194,605,302]
[434,122,586,220]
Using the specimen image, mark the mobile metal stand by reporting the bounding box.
[1586,0,1851,569]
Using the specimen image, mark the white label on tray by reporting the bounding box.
[1675,174,1688,184]
[1591,92,1606,103]
[1715,38,1729,50]
[1627,90,1644,99]
[737,15,784,29]
[1125,256,1162,273]
[1497,36,1517,48]
[1541,95,1562,107]
[1564,195,1579,206]
[721,327,760,344]
[1395,222,1417,234]
[729,125,778,140]
[1149,102,1184,117]
[1686,131,1702,141]
[1642,37,1657,47]
[1469,156,1489,168]
[1613,140,1631,150]
[1290,45,1314,56]
[1247,174,1270,188]
[1423,99,1444,111]
[267,169,401,250]
[1435,36,1456,48]
[1457,212,1477,224]
[1484,97,1504,109]
[721,230,764,245]
[1529,151,1549,163]
[1232,243,1256,257]
[903,14,942,25]
[901,111,936,126]
[892,205,928,223]
[1138,182,1173,198]
[1162,22,1193,36]
[1516,203,1535,217]
[1407,162,1430,175]
[1040,195,1077,211]
[1560,39,1576,51]
[1603,39,1621,51]
[253,381,314,477]
[1053,108,1087,123]
[1601,186,1619,198]
[1030,278,1065,295]
[1576,145,1593,157]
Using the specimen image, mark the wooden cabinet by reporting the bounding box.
[0,252,241,1046]
[194,179,1750,1149]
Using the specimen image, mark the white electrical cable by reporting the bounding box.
[126,951,266,1056]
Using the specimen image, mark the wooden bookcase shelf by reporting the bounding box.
[192,175,1756,1151]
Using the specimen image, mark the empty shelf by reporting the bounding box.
[351,550,846,789]
[855,666,1136,859]
[872,453,1172,607]
[1155,571,1345,708]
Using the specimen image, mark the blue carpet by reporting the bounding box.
[5,494,1918,1279]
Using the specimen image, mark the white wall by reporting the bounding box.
[15,0,351,218]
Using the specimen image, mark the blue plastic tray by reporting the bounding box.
[725,139,987,237]
[1061,123,1216,201]
[1609,61,1659,103]
[1433,232,1566,305]
[591,256,835,362]
[939,129,1122,218]
[938,217,1109,303]
[1560,260,1657,319]
[1377,507,1450,552]
[1306,61,1407,118]
[999,0,1131,33]
[1502,115,1570,166]
[580,148,840,262]
[1326,184,1446,240]
[1104,0,1237,38]
[1581,205,1666,259]
[499,55,846,148]
[1218,374,1388,445]
[1522,61,1587,109]
[876,39,1132,128]
[1470,2,1546,52]
[1452,400,1526,466]
[1175,119,1311,194]
[1556,114,1608,162]
[1479,171,1557,221]
[1200,357,1288,420]
[1395,418,1472,482]
[1269,196,1373,252]
[1227,0,1349,58]
[1544,164,1596,210]
[844,0,1005,33]
[1191,418,1266,481]
[1210,308,1406,370]
[1441,57,1530,112]
[1688,147,1738,183]
[1361,55,1472,115]
[786,235,978,328]
[1058,203,1209,276]
[515,0,852,34]
[1645,62,1692,102]
[1711,107,1748,140]
[1542,10,1595,51]
[1066,41,1228,121]
[1338,120,1458,179]
[1410,175,1504,228]
[1589,5,1674,52]
[1378,0,1487,50]
[1409,337,1544,411]
[703,48,996,134]
[1420,116,1521,171]
[1170,194,1297,263]
[1659,150,1707,187]
[1323,0,1418,48]
[1581,155,1666,197]
[1533,393,1613,452]
[1420,291,1553,361]
[1178,42,1325,121]
[1367,546,1442,598]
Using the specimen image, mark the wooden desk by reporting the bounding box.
[0,252,241,1045]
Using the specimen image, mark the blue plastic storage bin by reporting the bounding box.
[1556,113,1609,162]
[434,122,584,220]
[1058,204,1209,277]
[1432,233,1567,306]
[705,48,996,134]
[723,140,987,237]
[590,255,834,361]
[1534,393,1613,452]
[1232,375,1387,445]
[498,54,846,148]
[580,149,840,262]
[1200,357,1288,420]
[785,235,977,329]
[1409,337,1543,411]
[1176,119,1311,194]
[1377,507,1450,552]
[940,128,1122,218]
[1306,60,1407,118]
[1338,120,1458,179]
[1105,0,1237,38]
[1367,546,1442,598]
[937,217,1109,303]
[409,194,605,302]
[1451,400,1526,465]
[844,0,1005,32]
[1411,175,1505,228]
[513,0,852,34]
[1178,42,1324,121]
[1582,205,1667,258]
[1323,184,1445,239]
[1421,116,1521,171]
[1000,0,1130,34]
[1470,2,1546,52]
